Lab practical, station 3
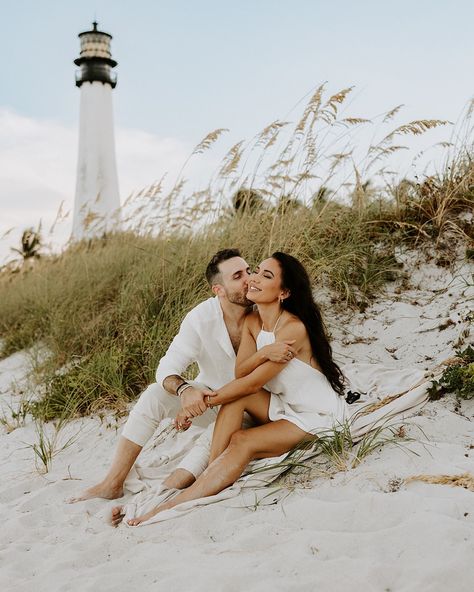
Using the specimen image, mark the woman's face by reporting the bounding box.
[247,257,287,304]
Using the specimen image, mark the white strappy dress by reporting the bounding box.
[257,329,347,433]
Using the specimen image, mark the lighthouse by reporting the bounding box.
[72,21,120,239]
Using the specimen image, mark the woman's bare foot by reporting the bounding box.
[110,506,125,527]
[127,506,160,526]
[67,480,124,504]
[127,497,177,526]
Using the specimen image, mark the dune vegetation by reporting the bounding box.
[0,85,472,419]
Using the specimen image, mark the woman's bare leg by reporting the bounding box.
[163,468,196,489]
[127,420,308,526]
[209,389,271,463]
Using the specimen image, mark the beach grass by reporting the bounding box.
[0,85,472,419]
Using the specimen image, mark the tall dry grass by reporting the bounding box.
[0,84,472,418]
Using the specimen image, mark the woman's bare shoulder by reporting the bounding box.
[244,310,261,330]
[278,314,306,339]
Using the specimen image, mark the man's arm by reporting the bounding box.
[162,375,188,396]
[155,311,201,387]
[163,374,208,418]
[155,308,209,418]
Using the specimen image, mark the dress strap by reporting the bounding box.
[262,311,284,333]
[272,311,284,333]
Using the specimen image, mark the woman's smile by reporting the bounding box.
[247,284,261,292]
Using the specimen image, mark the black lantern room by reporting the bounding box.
[74,22,117,88]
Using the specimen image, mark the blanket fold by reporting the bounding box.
[121,362,437,526]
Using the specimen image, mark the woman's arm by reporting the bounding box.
[210,322,306,406]
[234,316,263,378]
[235,316,297,378]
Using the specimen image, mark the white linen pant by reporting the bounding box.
[121,381,218,478]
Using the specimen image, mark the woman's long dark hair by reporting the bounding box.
[272,252,345,396]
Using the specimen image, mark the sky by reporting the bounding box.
[1,0,473,261]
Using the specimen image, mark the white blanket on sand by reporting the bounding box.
[120,363,437,526]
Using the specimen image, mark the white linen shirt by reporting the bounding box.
[155,296,237,391]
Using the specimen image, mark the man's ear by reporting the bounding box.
[212,284,224,297]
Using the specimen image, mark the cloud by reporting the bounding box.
[0,108,199,263]
[0,103,456,265]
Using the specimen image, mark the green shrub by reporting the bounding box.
[428,346,474,400]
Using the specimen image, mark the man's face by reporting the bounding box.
[214,256,252,306]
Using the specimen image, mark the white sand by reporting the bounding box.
[0,251,473,592]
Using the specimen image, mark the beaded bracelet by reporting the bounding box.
[174,381,187,396]
[176,382,193,397]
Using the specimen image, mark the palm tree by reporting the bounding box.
[11,226,42,261]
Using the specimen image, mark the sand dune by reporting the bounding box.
[0,253,472,592]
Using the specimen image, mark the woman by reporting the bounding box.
[118,252,347,526]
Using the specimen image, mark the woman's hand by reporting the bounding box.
[203,389,218,408]
[262,340,297,363]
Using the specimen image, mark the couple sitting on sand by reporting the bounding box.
[70,249,348,526]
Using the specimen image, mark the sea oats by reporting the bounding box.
[269,156,296,172]
[340,117,371,126]
[405,473,474,492]
[330,151,353,162]
[320,87,354,124]
[192,128,229,155]
[256,120,290,149]
[295,83,326,136]
[466,97,474,119]
[48,201,68,234]
[383,104,404,123]
[366,145,410,171]
[219,141,245,177]
[122,191,136,207]
[82,210,103,229]
[0,227,15,241]
[382,119,451,145]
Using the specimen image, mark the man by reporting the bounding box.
[69,248,295,503]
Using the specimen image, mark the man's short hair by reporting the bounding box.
[205,248,242,286]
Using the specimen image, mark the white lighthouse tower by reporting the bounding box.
[72,22,120,239]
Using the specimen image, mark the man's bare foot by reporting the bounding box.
[67,480,124,504]
[110,506,125,527]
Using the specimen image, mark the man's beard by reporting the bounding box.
[226,290,253,307]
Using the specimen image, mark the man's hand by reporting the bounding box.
[263,340,297,363]
[174,409,192,431]
[180,385,209,418]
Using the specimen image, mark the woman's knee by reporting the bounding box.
[218,397,245,415]
[229,428,254,450]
